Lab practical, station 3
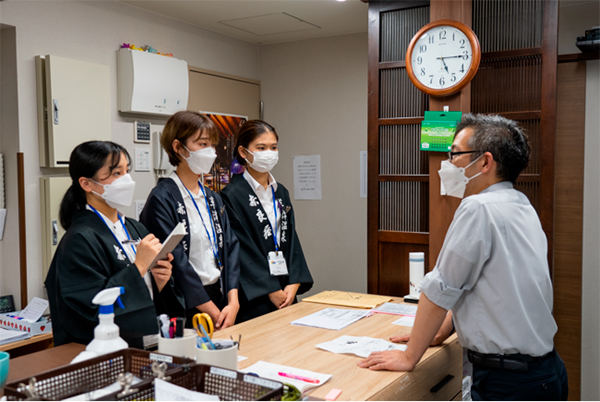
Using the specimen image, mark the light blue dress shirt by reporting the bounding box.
[420,182,557,356]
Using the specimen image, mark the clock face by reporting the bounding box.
[410,25,474,91]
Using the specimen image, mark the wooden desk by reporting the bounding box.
[0,343,85,397]
[1,301,462,400]
[0,332,54,358]
[218,299,463,401]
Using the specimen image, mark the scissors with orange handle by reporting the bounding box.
[193,313,214,338]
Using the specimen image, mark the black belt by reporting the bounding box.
[467,349,549,372]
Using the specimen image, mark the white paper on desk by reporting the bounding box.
[316,335,407,358]
[18,297,49,323]
[155,378,220,401]
[241,361,331,393]
[291,308,369,330]
[392,316,416,327]
[0,327,30,345]
[371,302,417,316]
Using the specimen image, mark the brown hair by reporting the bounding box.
[161,111,219,166]
[233,120,279,165]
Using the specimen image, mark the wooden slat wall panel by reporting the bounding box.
[379,181,429,233]
[472,0,543,52]
[380,68,430,118]
[518,119,540,175]
[380,6,431,62]
[379,125,429,175]
[471,56,542,113]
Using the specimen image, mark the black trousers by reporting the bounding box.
[471,349,568,401]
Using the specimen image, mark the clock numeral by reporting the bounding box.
[462,51,469,60]
[416,56,423,65]
[460,64,465,73]
[419,45,427,53]
[451,73,457,83]
[439,30,447,40]
[452,32,455,41]
[429,75,434,85]
[459,39,466,49]
[420,68,426,76]
[439,77,445,87]
[428,35,434,44]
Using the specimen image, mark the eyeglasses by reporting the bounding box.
[447,150,484,162]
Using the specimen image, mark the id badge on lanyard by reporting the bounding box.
[267,187,288,276]
[268,251,288,276]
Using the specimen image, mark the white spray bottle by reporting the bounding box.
[71,287,129,364]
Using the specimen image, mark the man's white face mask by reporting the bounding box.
[438,154,483,199]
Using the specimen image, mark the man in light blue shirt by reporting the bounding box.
[358,114,568,400]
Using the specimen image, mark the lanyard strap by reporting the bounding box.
[269,187,279,252]
[179,177,221,268]
[88,205,136,257]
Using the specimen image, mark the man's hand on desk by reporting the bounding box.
[390,312,454,346]
[357,350,417,372]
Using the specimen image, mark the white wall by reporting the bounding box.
[0,24,20,303]
[0,0,259,307]
[259,33,368,297]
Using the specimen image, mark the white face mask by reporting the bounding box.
[182,145,217,175]
[438,155,483,199]
[245,149,279,173]
[91,174,136,209]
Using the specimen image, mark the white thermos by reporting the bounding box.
[406,252,425,301]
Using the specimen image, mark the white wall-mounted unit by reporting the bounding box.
[36,55,111,167]
[118,49,189,116]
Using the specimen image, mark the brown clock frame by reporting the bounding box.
[405,19,481,97]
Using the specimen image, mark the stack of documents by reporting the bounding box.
[302,291,391,309]
[0,327,31,345]
[241,361,331,393]
[316,335,407,358]
[290,308,369,330]
[370,302,417,316]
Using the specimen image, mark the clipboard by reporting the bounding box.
[149,222,187,269]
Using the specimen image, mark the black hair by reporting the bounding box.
[59,141,130,230]
[455,113,530,183]
[233,120,279,166]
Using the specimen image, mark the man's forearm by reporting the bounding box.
[404,293,449,366]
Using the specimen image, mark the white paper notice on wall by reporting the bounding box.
[293,155,322,200]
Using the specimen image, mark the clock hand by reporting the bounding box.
[441,58,449,74]
[437,55,469,59]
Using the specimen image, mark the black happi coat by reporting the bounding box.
[140,177,240,310]
[221,174,313,322]
[45,210,185,348]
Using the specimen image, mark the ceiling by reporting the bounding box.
[116,0,369,45]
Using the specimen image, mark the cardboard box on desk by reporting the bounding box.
[0,312,52,335]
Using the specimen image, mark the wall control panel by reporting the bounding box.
[134,121,151,143]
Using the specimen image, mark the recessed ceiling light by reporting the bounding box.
[337,0,347,2]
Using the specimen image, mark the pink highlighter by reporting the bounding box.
[277,372,320,384]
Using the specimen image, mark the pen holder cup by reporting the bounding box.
[0,351,9,389]
[158,328,197,360]
[196,339,238,371]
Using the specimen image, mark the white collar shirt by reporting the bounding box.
[86,205,153,299]
[243,170,281,245]
[420,182,557,356]
[170,172,220,286]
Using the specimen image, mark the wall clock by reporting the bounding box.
[406,19,481,97]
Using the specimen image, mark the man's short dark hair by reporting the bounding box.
[455,113,530,183]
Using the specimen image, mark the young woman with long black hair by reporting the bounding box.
[45,141,184,348]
